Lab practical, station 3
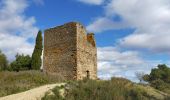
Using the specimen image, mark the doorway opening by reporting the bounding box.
[86,70,90,79]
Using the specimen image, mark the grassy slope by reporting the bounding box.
[42,78,170,100]
[0,71,169,100]
[133,84,169,99]
[0,71,65,97]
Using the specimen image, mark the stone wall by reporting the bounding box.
[76,24,97,80]
[43,22,97,80]
[43,22,77,80]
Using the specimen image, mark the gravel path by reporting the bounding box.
[0,83,65,100]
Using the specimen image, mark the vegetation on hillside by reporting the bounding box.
[10,54,32,72]
[0,71,65,97]
[42,78,170,100]
[31,30,43,70]
[143,64,170,94]
[0,50,8,71]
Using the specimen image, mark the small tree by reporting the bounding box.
[0,50,8,71]
[11,54,32,72]
[31,30,43,70]
[143,64,170,83]
[11,60,19,72]
[135,72,145,83]
[143,64,170,94]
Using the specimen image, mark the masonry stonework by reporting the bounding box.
[43,22,97,80]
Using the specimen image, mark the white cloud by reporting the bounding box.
[108,0,170,52]
[97,46,164,81]
[77,0,105,5]
[87,0,170,52]
[0,0,39,60]
[0,34,33,60]
[119,33,170,52]
[33,0,44,6]
[87,17,128,33]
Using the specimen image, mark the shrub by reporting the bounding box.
[143,64,170,94]
[10,54,32,72]
[42,86,64,100]
[42,77,170,100]
[53,78,156,100]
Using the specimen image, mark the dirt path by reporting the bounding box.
[0,83,65,100]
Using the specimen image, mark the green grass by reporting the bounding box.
[42,78,170,100]
[0,70,65,97]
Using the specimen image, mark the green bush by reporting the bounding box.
[143,64,170,94]
[10,54,32,72]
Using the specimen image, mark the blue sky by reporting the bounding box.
[0,0,170,82]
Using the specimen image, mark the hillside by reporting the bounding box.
[0,71,169,100]
[42,78,170,100]
[0,83,65,100]
[0,71,65,97]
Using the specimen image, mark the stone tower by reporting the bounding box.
[43,22,97,80]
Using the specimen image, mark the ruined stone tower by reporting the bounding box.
[43,22,97,80]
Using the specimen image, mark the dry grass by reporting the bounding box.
[42,77,170,100]
[0,70,65,97]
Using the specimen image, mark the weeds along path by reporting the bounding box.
[0,83,65,100]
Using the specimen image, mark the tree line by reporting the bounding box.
[0,30,42,72]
